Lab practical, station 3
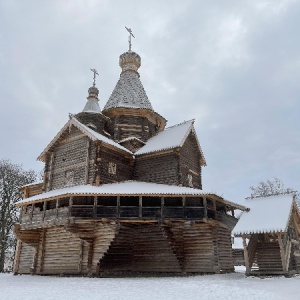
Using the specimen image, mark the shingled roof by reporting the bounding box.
[103,51,153,111]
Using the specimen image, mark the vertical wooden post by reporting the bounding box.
[13,240,22,274]
[30,204,34,222]
[203,197,207,219]
[242,234,250,275]
[55,199,59,218]
[39,229,46,273]
[78,240,84,273]
[139,196,142,218]
[161,197,164,219]
[94,196,97,219]
[182,197,186,218]
[278,232,287,272]
[117,196,120,218]
[87,241,94,276]
[43,201,46,222]
[212,199,217,219]
[69,196,73,218]
[19,207,24,224]
[231,208,235,217]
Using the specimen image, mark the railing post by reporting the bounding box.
[94,196,97,219]
[161,197,164,220]
[55,199,59,218]
[203,197,207,219]
[242,234,251,275]
[182,197,186,218]
[30,204,34,222]
[139,196,142,219]
[69,196,73,218]
[117,196,120,218]
[43,201,46,222]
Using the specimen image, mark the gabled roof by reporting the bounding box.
[38,117,132,161]
[15,180,248,211]
[134,120,206,166]
[103,71,153,111]
[233,194,298,236]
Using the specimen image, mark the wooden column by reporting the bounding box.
[161,197,164,219]
[55,199,59,218]
[212,199,217,219]
[69,196,73,218]
[139,196,142,218]
[242,234,250,275]
[117,196,120,218]
[278,232,288,272]
[42,201,46,222]
[94,196,97,219]
[203,197,207,219]
[87,240,94,276]
[78,240,84,273]
[39,229,46,273]
[30,204,34,222]
[13,240,22,274]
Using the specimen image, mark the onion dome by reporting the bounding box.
[103,51,153,111]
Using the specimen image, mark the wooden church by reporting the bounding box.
[13,36,248,276]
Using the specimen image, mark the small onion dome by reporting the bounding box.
[88,86,99,98]
[119,51,141,73]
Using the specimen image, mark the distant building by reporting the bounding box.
[233,194,300,275]
[13,45,247,276]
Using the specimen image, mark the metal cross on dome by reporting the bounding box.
[90,68,99,87]
[125,26,135,51]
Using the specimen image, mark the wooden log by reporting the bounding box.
[242,234,251,275]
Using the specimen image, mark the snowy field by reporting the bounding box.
[1,268,300,300]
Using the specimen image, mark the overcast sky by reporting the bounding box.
[0,0,299,204]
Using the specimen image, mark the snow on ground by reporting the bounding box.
[1,269,300,300]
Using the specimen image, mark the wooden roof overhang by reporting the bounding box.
[15,183,248,212]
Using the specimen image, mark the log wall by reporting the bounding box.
[179,132,202,189]
[48,127,89,190]
[18,242,35,274]
[15,221,235,276]
[134,153,179,185]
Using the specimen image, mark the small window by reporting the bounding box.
[108,162,117,175]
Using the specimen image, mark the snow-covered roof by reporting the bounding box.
[103,71,153,111]
[19,181,43,189]
[233,194,296,236]
[38,117,132,161]
[15,180,247,210]
[135,120,206,165]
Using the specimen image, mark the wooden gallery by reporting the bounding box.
[13,46,248,276]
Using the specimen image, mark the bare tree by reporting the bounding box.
[0,159,36,272]
[248,177,298,200]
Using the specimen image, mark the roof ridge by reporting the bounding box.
[165,119,195,130]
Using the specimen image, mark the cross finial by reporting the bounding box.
[90,68,99,87]
[125,26,135,51]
